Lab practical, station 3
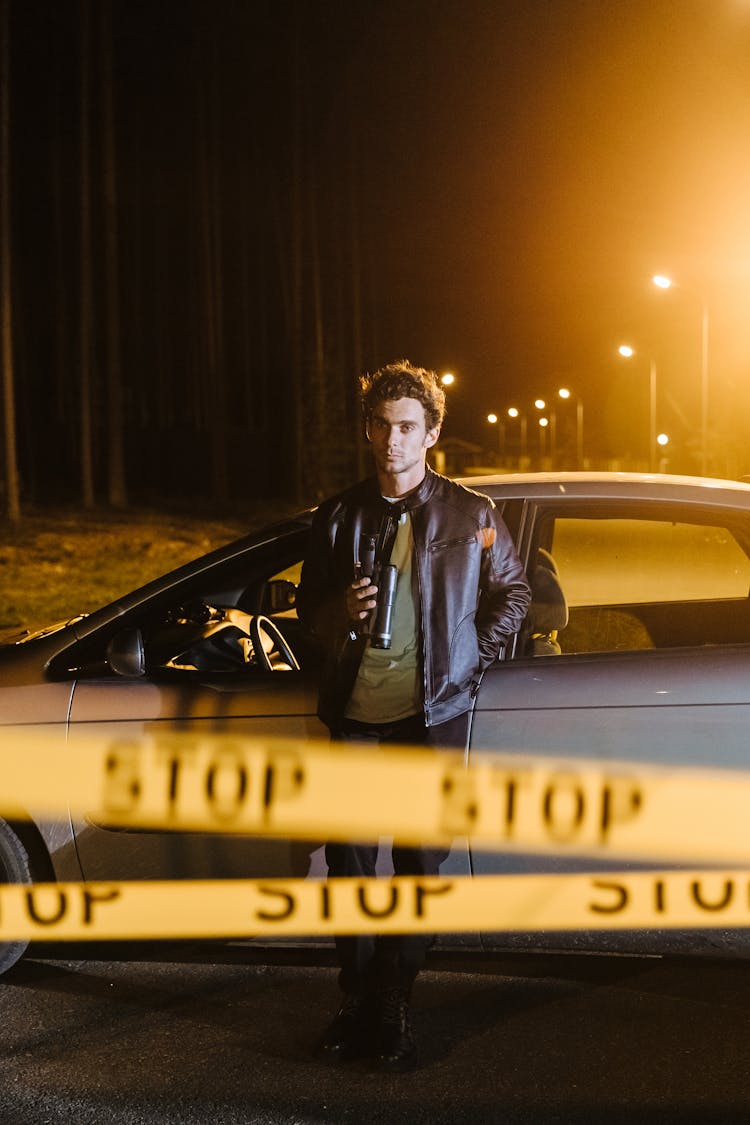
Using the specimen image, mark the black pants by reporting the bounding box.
[326,710,470,995]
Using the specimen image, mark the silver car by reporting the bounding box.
[3,471,750,972]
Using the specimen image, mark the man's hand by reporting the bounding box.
[346,576,378,621]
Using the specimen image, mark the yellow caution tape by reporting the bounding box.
[2,729,750,860]
[3,871,750,942]
[6,732,750,943]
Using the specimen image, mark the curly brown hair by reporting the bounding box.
[359,360,446,432]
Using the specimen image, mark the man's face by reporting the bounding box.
[366,397,440,487]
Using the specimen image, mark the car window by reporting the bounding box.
[525,507,750,656]
[271,561,303,585]
[552,518,750,605]
[144,542,309,672]
[58,526,312,678]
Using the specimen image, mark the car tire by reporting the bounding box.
[0,818,33,975]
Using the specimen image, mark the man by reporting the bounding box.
[297,360,530,1070]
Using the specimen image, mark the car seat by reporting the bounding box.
[525,547,569,656]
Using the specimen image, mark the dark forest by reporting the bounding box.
[2,1,382,515]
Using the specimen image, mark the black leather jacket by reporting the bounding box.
[297,467,531,730]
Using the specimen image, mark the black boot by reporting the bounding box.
[315,993,375,1062]
[375,987,418,1072]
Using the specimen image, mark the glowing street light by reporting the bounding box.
[651,273,710,475]
[656,432,670,472]
[486,412,504,455]
[441,372,455,387]
[506,406,528,461]
[557,386,584,468]
[538,414,549,458]
[618,344,657,472]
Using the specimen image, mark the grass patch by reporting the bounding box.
[0,502,299,641]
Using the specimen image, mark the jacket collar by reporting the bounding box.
[365,464,439,516]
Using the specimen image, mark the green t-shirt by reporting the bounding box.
[345,510,421,723]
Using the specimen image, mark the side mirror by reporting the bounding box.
[264,579,297,614]
[106,627,145,677]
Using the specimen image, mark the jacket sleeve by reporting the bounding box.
[475,505,531,667]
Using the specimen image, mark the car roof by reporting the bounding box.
[455,470,750,508]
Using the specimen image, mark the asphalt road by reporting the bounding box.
[3,946,750,1124]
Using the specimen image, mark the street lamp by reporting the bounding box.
[618,344,657,472]
[506,406,528,462]
[441,372,455,387]
[531,399,551,461]
[652,274,709,476]
[656,431,670,473]
[538,415,549,459]
[486,412,504,458]
[557,387,584,468]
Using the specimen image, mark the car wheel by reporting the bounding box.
[0,818,33,975]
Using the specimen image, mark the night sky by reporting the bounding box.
[344,0,750,460]
[5,0,750,501]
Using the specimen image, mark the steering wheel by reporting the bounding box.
[249,615,300,672]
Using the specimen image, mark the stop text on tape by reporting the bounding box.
[3,870,750,942]
[3,729,750,861]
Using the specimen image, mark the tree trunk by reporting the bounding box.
[309,166,325,491]
[290,4,304,504]
[100,0,126,507]
[0,0,20,520]
[208,76,226,501]
[79,0,95,507]
[349,121,369,480]
[195,22,227,502]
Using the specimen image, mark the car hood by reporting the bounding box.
[1,616,87,647]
